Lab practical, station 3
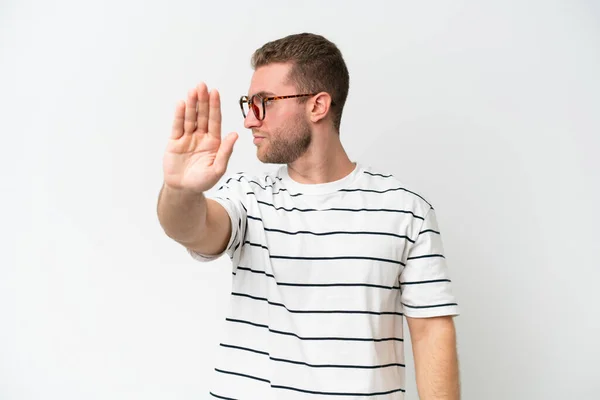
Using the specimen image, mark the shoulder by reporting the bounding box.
[209,168,280,195]
[358,164,434,215]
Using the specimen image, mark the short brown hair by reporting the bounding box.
[251,33,349,131]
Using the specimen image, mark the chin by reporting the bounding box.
[256,149,269,163]
[257,151,280,164]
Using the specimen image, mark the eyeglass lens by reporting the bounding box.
[242,96,263,120]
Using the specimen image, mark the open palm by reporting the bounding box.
[163,83,238,193]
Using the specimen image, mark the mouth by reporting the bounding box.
[252,133,266,145]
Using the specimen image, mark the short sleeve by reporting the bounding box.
[188,174,248,264]
[399,207,460,318]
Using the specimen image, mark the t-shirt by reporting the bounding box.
[189,162,459,400]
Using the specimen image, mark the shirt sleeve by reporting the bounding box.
[399,207,460,318]
[187,174,248,264]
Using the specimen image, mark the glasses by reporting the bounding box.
[239,93,318,121]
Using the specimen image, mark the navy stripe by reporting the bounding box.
[402,302,458,309]
[215,368,270,383]
[256,200,425,219]
[419,229,440,235]
[263,227,415,243]
[233,266,275,278]
[271,384,406,396]
[270,254,405,266]
[268,327,404,342]
[401,279,451,286]
[269,356,405,370]
[340,187,431,207]
[248,180,278,191]
[209,392,238,400]
[363,171,392,178]
[244,241,269,250]
[232,266,400,290]
[407,254,445,260]
[220,343,269,356]
[220,343,405,369]
[231,292,403,316]
[225,175,243,184]
[223,175,244,186]
[226,318,404,342]
[226,318,268,329]
[277,281,401,290]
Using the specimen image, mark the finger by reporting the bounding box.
[171,100,186,140]
[207,89,222,139]
[183,88,198,135]
[196,83,209,134]
[213,132,238,174]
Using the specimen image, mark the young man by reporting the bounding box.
[157,33,460,400]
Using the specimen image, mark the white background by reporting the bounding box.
[1,0,599,399]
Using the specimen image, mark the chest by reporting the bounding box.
[240,193,417,287]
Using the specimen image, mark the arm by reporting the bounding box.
[157,83,238,256]
[407,315,460,400]
[157,183,231,256]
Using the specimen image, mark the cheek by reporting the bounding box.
[274,104,301,121]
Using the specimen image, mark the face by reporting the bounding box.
[244,63,312,164]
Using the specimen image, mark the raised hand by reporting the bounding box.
[163,83,238,193]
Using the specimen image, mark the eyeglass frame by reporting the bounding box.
[239,93,320,121]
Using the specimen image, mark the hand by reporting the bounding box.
[163,83,238,193]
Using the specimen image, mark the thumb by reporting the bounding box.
[213,132,238,174]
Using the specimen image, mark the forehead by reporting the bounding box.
[248,63,296,96]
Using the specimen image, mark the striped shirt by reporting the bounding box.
[190,162,459,399]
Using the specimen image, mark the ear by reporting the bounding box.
[308,92,332,124]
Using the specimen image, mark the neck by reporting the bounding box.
[286,128,354,184]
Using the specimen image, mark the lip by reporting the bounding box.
[253,136,265,144]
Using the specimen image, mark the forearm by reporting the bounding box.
[157,183,209,244]
[412,320,460,400]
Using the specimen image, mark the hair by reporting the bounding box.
[251,33,349,132]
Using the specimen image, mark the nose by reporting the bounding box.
[244,110,261,130]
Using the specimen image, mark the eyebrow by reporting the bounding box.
[249,90,275,98]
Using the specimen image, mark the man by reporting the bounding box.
[157,33,460,399]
